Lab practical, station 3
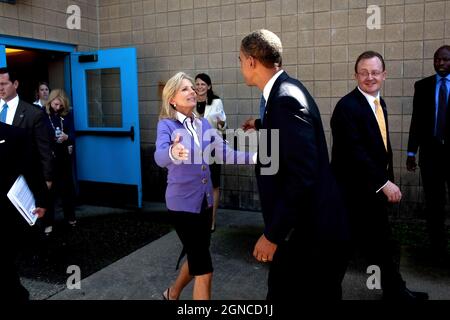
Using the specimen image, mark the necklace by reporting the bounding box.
[47,113,64,132]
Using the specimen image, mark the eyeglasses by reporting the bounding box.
[357,70,384,78]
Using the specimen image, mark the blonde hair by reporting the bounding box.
[159,72,195,120]
[45,89,71,117]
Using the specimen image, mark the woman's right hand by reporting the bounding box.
[242,117,256,131]
[216,117,225,129]
[171,133,189,161]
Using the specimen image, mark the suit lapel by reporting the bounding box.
[353,88,389,153]
[428,76,437,126]
[203,103,211,119]
[264,71,289,126]
[380,97,392,153]
[12,100,26,127]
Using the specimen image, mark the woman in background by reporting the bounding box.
[33,81,50,109]
[43,89,76,235]
[195,73,226,232]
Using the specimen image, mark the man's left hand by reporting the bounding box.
[33,207,46,218]
[253,234,277,263]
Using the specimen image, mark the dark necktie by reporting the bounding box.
[436,78,448,141]
[0,103,8,123]
[259,95,266,123]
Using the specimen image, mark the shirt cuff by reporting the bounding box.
[252,152,258,164]
[376,181,389,193]
[407,152,416,157]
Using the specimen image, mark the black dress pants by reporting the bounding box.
[348,195,405,294]
[266,231,349,301]
[419,143,449,252]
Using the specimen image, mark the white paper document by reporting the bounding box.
[7,175,38,226]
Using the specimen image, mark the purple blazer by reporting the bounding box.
[155,117,252,214]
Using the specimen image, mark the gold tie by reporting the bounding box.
[374,98,387,150]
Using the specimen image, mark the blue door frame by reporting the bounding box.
[0,36,142,207]
[0,45,6,67]
[0,35,75,96]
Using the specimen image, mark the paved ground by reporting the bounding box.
[21,202,450,301]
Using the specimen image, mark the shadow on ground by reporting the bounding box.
[16,210,172,284]
[15,206,450,300]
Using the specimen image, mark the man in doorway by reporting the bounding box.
[331,51,428,300]
[0,67,53,188]
[240,29,349,301]
[406,45,450,257]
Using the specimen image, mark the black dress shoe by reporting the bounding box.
[383,287,429,301]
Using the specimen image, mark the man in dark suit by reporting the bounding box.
[331,51,428,300]
[240,29,349,301]
[406,45,450,257]
[0,122,49,301]
[0,67,53,188]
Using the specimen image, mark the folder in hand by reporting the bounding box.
[7,175,38,226]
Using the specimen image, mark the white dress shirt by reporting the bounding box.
[357,86,381,118]
[0,95,19,125]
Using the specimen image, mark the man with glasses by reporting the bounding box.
[330,51,428,300]
[406,45,450,259]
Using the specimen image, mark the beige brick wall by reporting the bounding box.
[102,0,448,214]
[0,0,98,51]
[97,0,450,213]
[2,0,450,214]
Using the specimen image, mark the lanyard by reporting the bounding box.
[48,114,64,132]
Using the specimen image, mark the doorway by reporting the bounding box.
[1,38,142,208]
[5,47,67,104]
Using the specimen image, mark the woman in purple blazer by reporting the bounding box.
[155,72,254,300]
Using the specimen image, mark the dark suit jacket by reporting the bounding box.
[331,88,394,200]
[0,122,49,226]
[12,99,54,181]
[254,71,348,245]
[407,75,449,164]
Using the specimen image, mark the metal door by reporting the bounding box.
[70,48,142,207]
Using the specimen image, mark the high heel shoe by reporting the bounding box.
[210,223,216,233]
[162,287,170,300]
[44,225,53,235]
[68,220,77,227]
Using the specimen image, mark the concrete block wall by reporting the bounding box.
[0,0,99,51]
[96,0,450,215]
[3,0,450,215]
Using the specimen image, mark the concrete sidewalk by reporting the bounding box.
[24,203,450,300]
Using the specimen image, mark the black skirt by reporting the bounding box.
[209,162,221,188]
[167,197,213,276]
